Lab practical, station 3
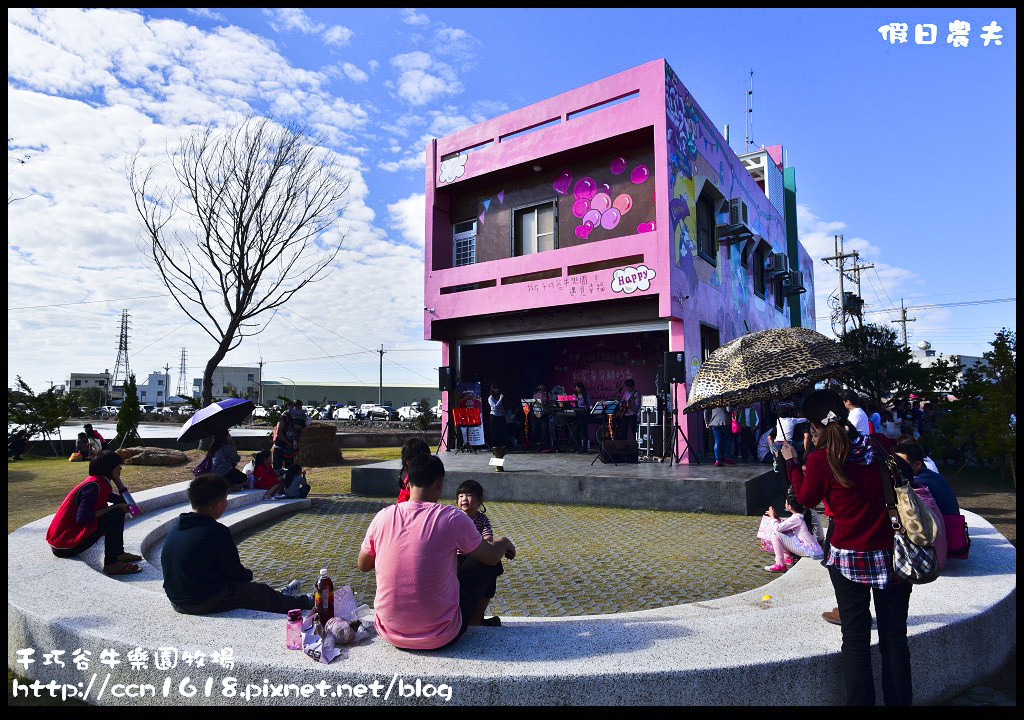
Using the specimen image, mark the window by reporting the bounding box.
[141,391,147,398]
[696,193,717,264]
[98,380,105,386]
[700,324,721,363]
[247,374,255,381]
[74,380,81,386]
[453,220,477,267]
[753,244,767,298]
[512,201,556,256]
[157,379,164,385]
[774,274,785,311]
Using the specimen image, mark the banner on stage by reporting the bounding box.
[457,381,486,446]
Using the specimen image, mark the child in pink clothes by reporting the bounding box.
[762,493,824,572]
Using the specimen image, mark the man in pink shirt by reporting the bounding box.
[358,454,515,650]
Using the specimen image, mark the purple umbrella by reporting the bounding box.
[177,398,256,443]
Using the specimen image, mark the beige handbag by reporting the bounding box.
[882,454,943,547]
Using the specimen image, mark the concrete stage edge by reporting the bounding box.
[351,451,785,515]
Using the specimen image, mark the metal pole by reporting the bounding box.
[378,345,385,405]
[837,235,846,335]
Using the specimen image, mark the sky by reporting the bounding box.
[7,8,1017,395]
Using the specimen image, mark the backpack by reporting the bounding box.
[193,450,215,476]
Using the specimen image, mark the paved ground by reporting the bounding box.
[236,496,773,616]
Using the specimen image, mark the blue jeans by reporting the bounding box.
[711,425,731,463]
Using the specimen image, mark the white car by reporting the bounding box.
[430,402,443,419]
[333,406,357,420]
[397,405,423,420]
[251,406,269,418]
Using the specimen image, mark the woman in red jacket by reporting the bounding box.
[46,450,143,575]
[780,389,912,706]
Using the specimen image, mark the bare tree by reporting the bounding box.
[128,116,349,407]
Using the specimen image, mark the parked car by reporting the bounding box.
[141,405,157,414]
[364,405,399,421]
[251,406,269,418]
[430,402,443,420]
[397,405,423,420]
[357,403,378,419]
[333,406,357,420]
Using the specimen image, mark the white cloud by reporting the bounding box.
[389,51,462,106]
[322,25,354,47]
[401,8,430,26]
[341,62,369,83]
[263,9,352,47]
[187,8,226,22]
[388,193,426,247]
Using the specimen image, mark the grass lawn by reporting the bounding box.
[6,447,402,534]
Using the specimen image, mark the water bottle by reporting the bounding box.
[286,609,303,650]
[314,569,335,623]
[120,490,142,518]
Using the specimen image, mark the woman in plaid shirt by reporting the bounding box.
[780,389,912,706]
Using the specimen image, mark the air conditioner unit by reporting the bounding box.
[728,198,749,226]
[765,252,788,278]
[782,270,806,295]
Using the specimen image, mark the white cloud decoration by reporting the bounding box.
[611,264,656,294]
[437,154,467,184]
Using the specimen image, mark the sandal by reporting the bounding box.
[104,562,143,575]
[118,552,142,563]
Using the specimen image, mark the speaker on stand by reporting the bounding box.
[436,366,454,453]
[663,351,698,465]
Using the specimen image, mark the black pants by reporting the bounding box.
[51,496,125,566]
[828,566,913,706]
[172,581,312,615]
[273,445,296,472]
[489,414,505,448]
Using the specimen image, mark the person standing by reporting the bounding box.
[732,405,760,462]
[842,391,872,437]
[487,384,506,449]
[782,390,912,706]
[704,406,733,467]
[618,379,641,444]
[531,383,554,451]
[573,382,592,451]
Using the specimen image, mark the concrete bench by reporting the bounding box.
[7,485,1016,706]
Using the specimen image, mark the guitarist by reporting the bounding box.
[615,379,641,443]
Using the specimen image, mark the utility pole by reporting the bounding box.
[745,69,755,151]
[378,345,386,405]
[821,235,860,335]
[164,363,171,406]
[258,359,265,406]
[847,253,874,329]
[893,299,916,348]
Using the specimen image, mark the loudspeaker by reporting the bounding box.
[438,366,454,392]
[664,351,686,384]
[638,425,664,455]
[599,438,639,464]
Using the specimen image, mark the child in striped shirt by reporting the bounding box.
[456,480,504,627]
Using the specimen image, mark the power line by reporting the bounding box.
[9,294,166,311]
[817,296,1015,321]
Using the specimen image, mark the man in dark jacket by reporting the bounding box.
[162,474,312,615]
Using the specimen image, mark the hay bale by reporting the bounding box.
[297,422,343,467]
[117,447,190,466]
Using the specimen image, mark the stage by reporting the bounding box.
[350,450,786,516]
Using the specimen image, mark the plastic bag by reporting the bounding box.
[299,586,375,664]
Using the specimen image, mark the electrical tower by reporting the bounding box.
[821,235,872,335]
[177,347,189,398]
[111,309,131,398]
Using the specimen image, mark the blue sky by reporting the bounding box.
[7,8,1016,394]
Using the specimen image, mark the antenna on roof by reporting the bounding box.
[745,69,755,151]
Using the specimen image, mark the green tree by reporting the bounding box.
[412,396,434,431]
[7,376,78,454]
[945,329,1016,485]
[71,386,105,412]
[116,375,143,448]
[839,323,962,409]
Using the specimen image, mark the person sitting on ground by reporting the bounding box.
[83,423,106,454]
[868,404,882,435]
[358,454,516,650]
[70,432,92,462]
[842,391,872,437]
[761,492,825,573]
[455,480,504,627]
[162,474,312,615]
[757,428,776,464]
[8,429,30,460]
[46,450,143,575]
[894,440,959,517]
[396,437,431,503]
[242,450,280,497]
[208,428,246,490]
[275,464,311,499]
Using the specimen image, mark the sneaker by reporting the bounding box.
[277,579,302,595]
[784,556,796,566]
[822,607,842,625]
[764,563,787,573]
[481,616,502,627]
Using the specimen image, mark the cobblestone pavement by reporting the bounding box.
[235,496,774,616]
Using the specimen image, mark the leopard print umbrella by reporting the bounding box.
[683,327,857,414]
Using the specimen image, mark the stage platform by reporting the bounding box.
[350,450,786,516]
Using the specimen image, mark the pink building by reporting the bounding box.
[424,59,815,458]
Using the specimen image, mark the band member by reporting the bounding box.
[617,379,641,443]
[574,382,591,451]
[531,383,555,451]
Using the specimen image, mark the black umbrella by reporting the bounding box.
[683,327,857,415]
[177,398,256,443]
